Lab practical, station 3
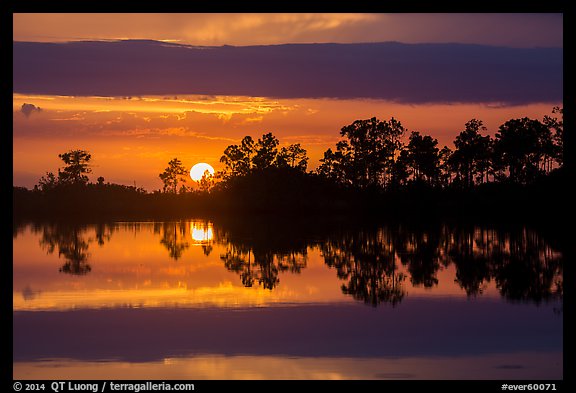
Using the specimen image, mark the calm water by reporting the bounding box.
[13,219,563,380]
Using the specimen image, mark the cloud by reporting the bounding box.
[13,14,562,48]
[13,40,562,105]
[20,103,42,117]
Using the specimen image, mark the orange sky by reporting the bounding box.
[12,13,563,191]
[13,94,559,190]
[13,13,562,48]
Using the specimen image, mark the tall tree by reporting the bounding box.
[338,117,405,188]
[390,149,410,188]
[316,147,349,184]
[316,148,337,180]
[253,133,280,170]
[404,131,440,184]
[240,135,256,169]
[219,136,255,179]
[382,117,406,186]
[543,106,563,169]
[159,158,188,193]
[317,117,406,188]
[450,119,492,187]
[275,143,309,171]
[198,171,214,192]
[36,172,58,192]
[57,149,92,185]
[493,117,549,184]
[438,146,453,187]
[220,145,245,179]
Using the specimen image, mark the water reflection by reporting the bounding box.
[155,221,190,260]
[446,225,563,303]
[320,229,406,306]
[16,219,564,305]
[216,221,308,290]
[449,226,493,296]
[395,225,446,289]
[13,302,563,378]
[37,222,113,275]
[21,285,41,301]
[322,223,562,306]
[13,219,564,381]
[191,221,213,243]
[15,351,563,380]
[191,221,214,256]
[489,229,563,303]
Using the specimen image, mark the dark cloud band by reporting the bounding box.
[13,40,562,105]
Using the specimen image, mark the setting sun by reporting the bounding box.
[190,163,215,182]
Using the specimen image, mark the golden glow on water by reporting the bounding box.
[12,282,321,311]
[12,221,350,311]
[13,220,562,311]
[13,352,562,380]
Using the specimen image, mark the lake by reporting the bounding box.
[13,218,563,380]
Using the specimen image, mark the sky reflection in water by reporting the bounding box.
[13,219,563,379]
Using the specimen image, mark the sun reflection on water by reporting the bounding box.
[191,222,213,243]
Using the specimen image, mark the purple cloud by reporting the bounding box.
[13,40,562,105]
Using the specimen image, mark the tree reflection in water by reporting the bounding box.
[449,226,494,297]
[24,219,563,306]
[38,222,114,275]
[490,228,563,303]
[320,229,406,306]
[190,221,214,257]
[320,222,563,306]
[155,221,190,261]
[216,220,308,290]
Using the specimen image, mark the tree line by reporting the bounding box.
[29,106,563,194]
[20,219,563,307]
[216,107,563,190]
[15,106,565,219]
